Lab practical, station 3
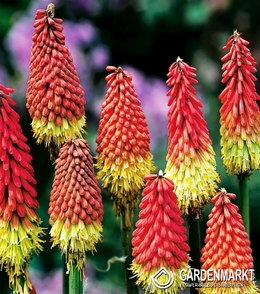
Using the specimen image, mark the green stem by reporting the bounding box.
[121,206,139,294]
[63,257,83,294]
[189,218,201,294]
[69,265,83,294]
[238,174,250,237]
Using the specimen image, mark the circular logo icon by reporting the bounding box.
[152,267,174,289]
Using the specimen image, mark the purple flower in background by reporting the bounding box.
[4,16,33,74]
[30,0,59,12]
[61,21,95,89]
[4,0,60,74]
[3,0,110,106]
[62,21,98,73]
[89,46,110,70]
[29,267,125,294]
[29,269,63,294]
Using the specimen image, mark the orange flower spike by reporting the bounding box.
[95,66,155,215]
[165,57,220,219]
[49,138,103,273]
[198,189,259,294]
[131,170,190,294]
[26,3,86,155]
[0,84,44,294]
[219,30,260,175]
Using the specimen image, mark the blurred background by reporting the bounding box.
[0,0,260,293]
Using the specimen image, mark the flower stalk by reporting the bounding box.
[219,30,260,235]
[48,138,103,293]
[26,3,86,160]
[68,265,83,294]
[165,57,220,222]
[0,84,45,294]
[96,66,155,293]
[131,171,190,294]
[198,189,259,293]
[96,66,154,215]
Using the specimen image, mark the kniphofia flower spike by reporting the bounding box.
[219,30,260,175]
[165,57,220,220]
[96,66,155,215]
[198,189,259,293]
[48,138,103,273]
[26,3,86,159]
[0,84,44,294]
[131,170,190,294]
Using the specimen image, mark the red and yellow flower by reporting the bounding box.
[48,138,103,273]
[199,189,259,293]
[219,30,260,175]
[0,84,44,294]
[131,171,190,293]
[26,3,86,158]
[95,66,155,215]
[165,57,220,219]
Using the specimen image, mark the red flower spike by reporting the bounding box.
[165,57,220,220]
[131,170,190,293]
[26,3,86,159]
[29,284,36,294]
[49,138,103,273]
[219,30,260,175]
[95,66,155,215]
[0,84,44,294]
[198,189,259,293]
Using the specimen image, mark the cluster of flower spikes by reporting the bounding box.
[198,189,259,294]
[48,138,103,273]
[26,3,86,160]
[164,57,220,221]
[95,66,155,216]
[131,170,190,294]
[219,30,260,175]
[0,84,44,294]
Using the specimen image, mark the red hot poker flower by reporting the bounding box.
[0,84,44,294]
[131,171,190,294]
[165,57,220,220]
[26,3,86,158]
[198,189,259,293]
[219,30,260,175]
[96,66,155,215]
[48,138,103,273]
